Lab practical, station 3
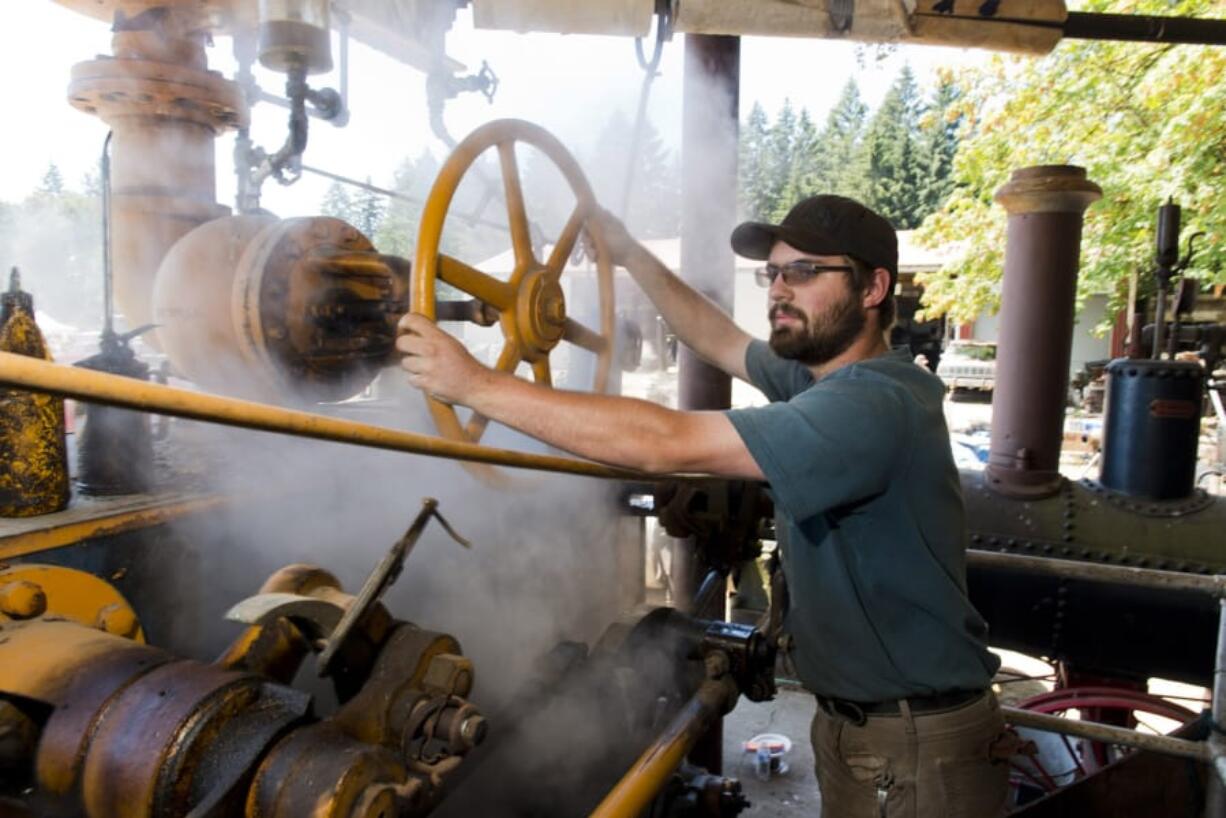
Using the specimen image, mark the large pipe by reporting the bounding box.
[985,166,1102,498]
[0,352,646,481]
[967,550,1226,598]
[589,678,735,818]
[676,33,740,774]
[67,10,245,334]
[678,35,739,416]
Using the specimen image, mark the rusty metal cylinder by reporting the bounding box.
[0,272,69,517]
[985,166,1102,498]
[67,14,245,335]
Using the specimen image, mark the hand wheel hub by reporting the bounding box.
[518,270,567,359]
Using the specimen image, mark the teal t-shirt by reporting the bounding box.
[726,341,999,701]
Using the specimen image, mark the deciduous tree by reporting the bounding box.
[918,0,1226,324]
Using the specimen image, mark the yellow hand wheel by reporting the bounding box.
[411,119,615,483]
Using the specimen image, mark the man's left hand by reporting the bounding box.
[396,313,488,405]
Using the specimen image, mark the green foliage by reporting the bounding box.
[739,102,774,221]
[374,154,425,259]
[739,70,958,229]
[918,74,962,217]
[0,169,102,328]
[818,80,871,199]
[762,99,798,221]
[863,65,927,228]
[917,0,1226,324]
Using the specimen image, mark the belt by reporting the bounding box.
[816,689,984,725]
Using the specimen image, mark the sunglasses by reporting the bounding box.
[754,261,854,288]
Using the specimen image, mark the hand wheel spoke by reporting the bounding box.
[545,205,588,279]
[438,255,514,311]
[493,342,522,373]
[532,359,552,387]
[562,318,609,354]
[464,411,491,442]
[498,142,536,268]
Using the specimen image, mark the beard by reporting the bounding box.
[768,289,866,366]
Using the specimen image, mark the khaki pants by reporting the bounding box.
[811,691,1009,818]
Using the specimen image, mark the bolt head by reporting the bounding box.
[0,581,46,619]
[96,604,139,639]
[459,714,487,747]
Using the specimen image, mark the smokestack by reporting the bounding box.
[985,165,1101,498]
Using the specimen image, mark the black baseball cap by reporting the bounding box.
[731,195,898,281]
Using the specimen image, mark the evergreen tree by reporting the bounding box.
[1,168,103,328]
[351,178,385,238]
[37,164,65,198]
[820,79,870,198]
[917,74,962,217]
[320,181,353,223]
[375,156,423,259]
[761,100,798,220]
[586,109,680,239]
[738,102,772,220]
[862,65,926,228]
[775,108,819,221]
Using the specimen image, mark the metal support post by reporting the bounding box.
[677,33,740,775]
[1207,599,1226,817]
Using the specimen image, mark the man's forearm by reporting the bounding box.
[462,367,749,475]
[621,245,751,380]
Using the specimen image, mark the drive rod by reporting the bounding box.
[1001,706,1209,762]
[590,679,733,818]
[0,352,646,481]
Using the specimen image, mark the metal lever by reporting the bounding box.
[316,498,470,676]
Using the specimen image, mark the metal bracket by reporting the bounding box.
[316,498,470,676]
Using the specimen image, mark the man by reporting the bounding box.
[397,195,1008,817]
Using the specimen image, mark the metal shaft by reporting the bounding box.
[1153,284,1169,359]
[0,352,646,481]
[967,550,1226,598]
[1001,707,1208,762]
[590,679,731,818]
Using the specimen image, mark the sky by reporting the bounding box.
[0,2,998,215]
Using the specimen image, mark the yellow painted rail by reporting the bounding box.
[0,352,646,481]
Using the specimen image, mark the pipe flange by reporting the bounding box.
[68,57,248,133]
[994,165,1103,215]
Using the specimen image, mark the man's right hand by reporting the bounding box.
[590,207,641,267]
